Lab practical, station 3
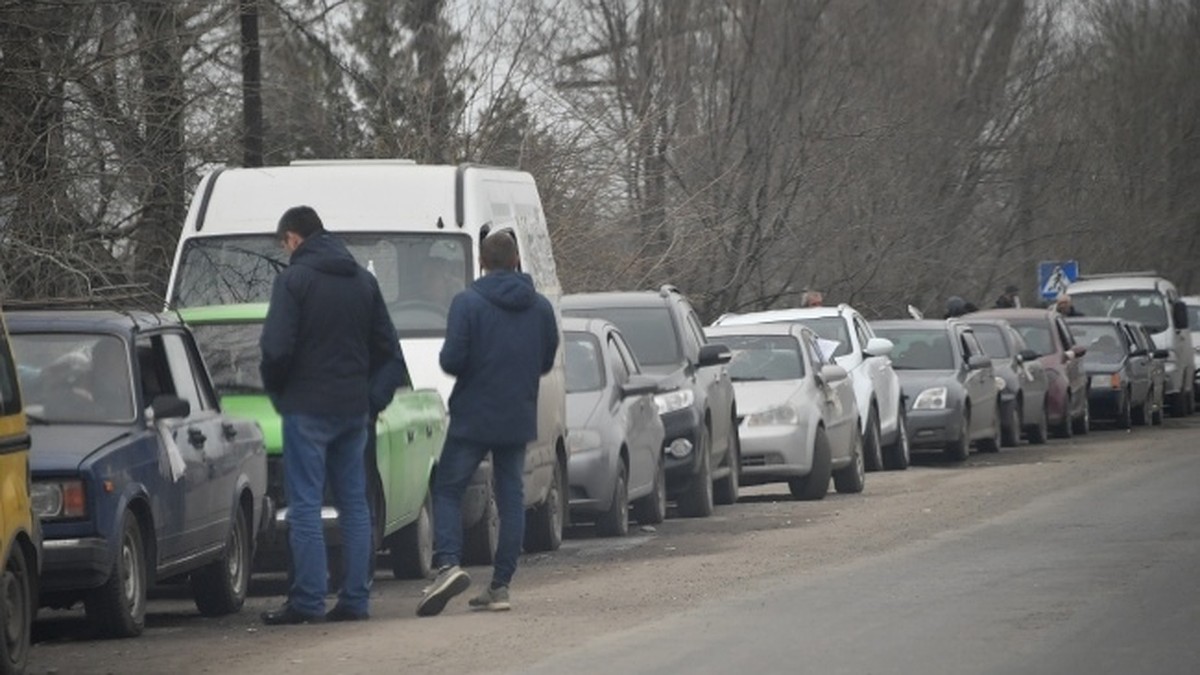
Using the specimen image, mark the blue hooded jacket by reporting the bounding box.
[440,270,559,445]
[260,232,404,416]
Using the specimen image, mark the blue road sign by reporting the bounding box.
[1038,260,1079,301]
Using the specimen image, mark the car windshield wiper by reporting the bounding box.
[731,376,768,382]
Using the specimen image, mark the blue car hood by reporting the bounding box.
[29,424,133,473]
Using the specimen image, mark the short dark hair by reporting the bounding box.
[277,206,325,239]
[480,228,519,271]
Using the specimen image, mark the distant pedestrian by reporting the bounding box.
[1054,292,1081,317]
[945,295,969,318]
[417,229,559,617]
[994,284,1021,308]
[800,290,824,308]
[259,206,402,625]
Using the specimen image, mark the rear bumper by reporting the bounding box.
[568,446,618,515]
[738,423,813,483]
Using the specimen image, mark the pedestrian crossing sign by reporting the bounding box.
[1038,260,1079,301]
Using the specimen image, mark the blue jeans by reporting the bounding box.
[282,413,371,616]
[433,437,525,586]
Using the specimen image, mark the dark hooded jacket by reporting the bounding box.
[260,232,403,416]
[440,270,559,445]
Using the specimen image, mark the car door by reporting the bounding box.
[685,306,732,462]
[1009,327,1047,421]
[1120,323,1151,403]
[855,314,897,432]
[608,330,656,495]
[804,332,855,452]
[955,327,990,436]
[1055,316,1086,408]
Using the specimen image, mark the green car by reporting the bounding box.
[178,304,445,580]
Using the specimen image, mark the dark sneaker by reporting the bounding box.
[261,603,326,626]
[326,604,369,622]
[416,565,470,617]
[468,585,511,612]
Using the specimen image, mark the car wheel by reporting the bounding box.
[463,479,499,565]
[0,542,34,674]
[596,461,630,537]
[392,494,434,580]
[1001,399,1022,447]
[85,512,147,638]
[863,407,884,472]
[1026,400,1049,445]
[1073,395,1091,435]
[944,412,970,461]
[882,411,910,471]
[1116,390,1133,429]
[524,459,566,552]
[789,427,832,501]
[978,404,1002,453]
[832,425,866,494]
[191,505,250,617]
[676,426,714,518]
[632,455,667,525]
[713,422,740,505]
[1055,394,1074,439]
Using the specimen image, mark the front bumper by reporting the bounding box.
[906,408,963,448]
[737,422,813,483]
[568,446,618,515]
[659,407,704,494]
[39,537,110,592]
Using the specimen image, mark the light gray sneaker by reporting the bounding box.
[468,585,511,612]
[416,565,471,617]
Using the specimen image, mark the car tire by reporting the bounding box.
[676,426,714,518]
[1116,390,1133,429]
[944,412,970,461]
[85,512,147,639]
[596,461,630,537]
[713,422,740,506]
[978,404,1002,453]
[391,495,434,580]
[832,425,866,494]
[463,480,499,565]
[863,407,884,472]
[0,542,34,674]
[882,411,910,471]
[524,459,566,552]
[1073,396,1091,435]
[1001,399,1022,447]
[789,427,832,501]
[1152,387,1165,425]
[191,505,250,617]
[1055,394,1074,439]
[1026,401,1049,445]
[632,456,667,525]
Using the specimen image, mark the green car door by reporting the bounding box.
[178,304,446,578]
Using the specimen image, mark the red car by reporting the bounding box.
[968,309,1090,437]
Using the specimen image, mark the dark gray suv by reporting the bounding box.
[563,286,738,518]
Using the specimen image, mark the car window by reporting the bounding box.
[793,317,854,358]
[963,332,985,360]
[163,333,211,414]
[611,333,642,376]
[1008,320,1053,356]
[1056,318,1075,350]
[606,336,631,385]
[873,328,955,370]
[1188,305,1200,330]
[971,325,1010,358]
[563,307,682,368]
[0,328,21,417]
[853,317,870,351]
[1008,327,1029,354]
[718,335,805,381]
[564,333,604,394]
[11,333,136,424]
[189,322,265,395]
[685,310,706,353]
[1072,291,1170,333]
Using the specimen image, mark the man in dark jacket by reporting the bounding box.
[417,228,558,617]
[259,206,402,625]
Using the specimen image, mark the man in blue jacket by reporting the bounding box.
[259,206,402,625]
[417,228,559,616]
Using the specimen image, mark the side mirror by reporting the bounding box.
[620,374,660,398]
[1172,301,1189,330]
[1129,348,1148,358]
[1153,349,1170,360]
[1071,344,1088,358]
[864,337,894,358]
[149,394,191,420]
[698,343,732,367]
[967,355,991,370]
[818,364,849,383]
[1017,349,1041,363]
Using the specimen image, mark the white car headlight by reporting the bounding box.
[745,405,799,427]
[654,389,695,415]
[1090,373,1121,390]
[913,387,948,410]
[567,429,603,454]
[31,480,87,519]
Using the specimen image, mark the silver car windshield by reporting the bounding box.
[11,333,136,424]
[564,307,682,368]
[717,335,805,381]
[1069,323,1125,365]
[874,329,954,370]
[173,233,472,338]
[1072,291,1169,333]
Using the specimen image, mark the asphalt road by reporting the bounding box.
[27,416,1200,675]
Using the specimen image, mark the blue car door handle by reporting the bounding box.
[222,422,238,440]
[188,428,207,448]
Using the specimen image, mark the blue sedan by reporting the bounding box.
[8,310,267,638]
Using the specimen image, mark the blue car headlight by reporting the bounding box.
[913,387,948,410]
